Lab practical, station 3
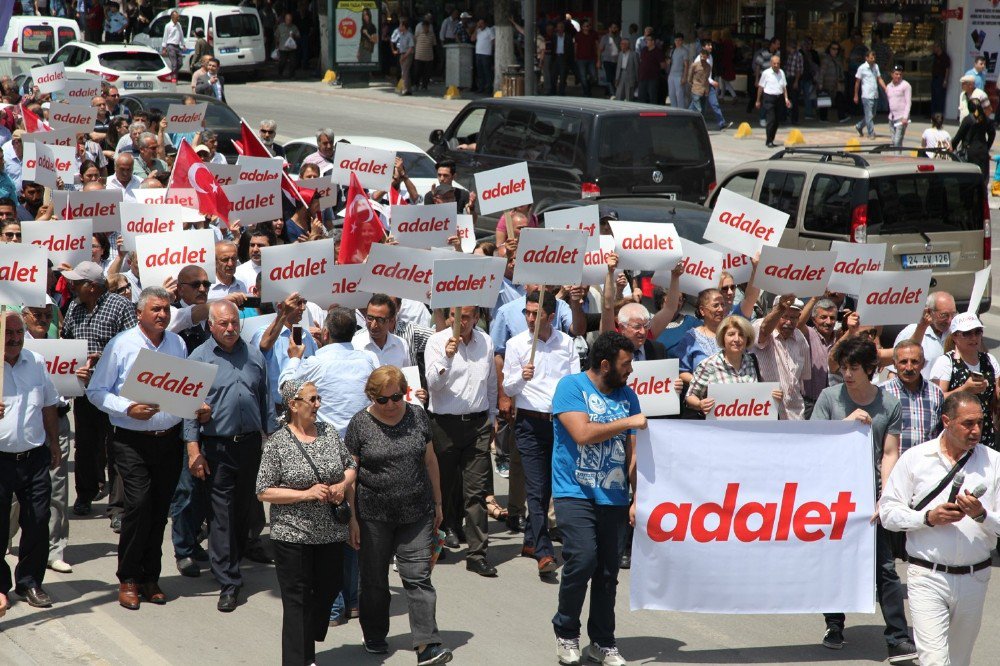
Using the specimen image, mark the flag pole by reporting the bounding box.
[528,289,545,366]
[0,305,6,397]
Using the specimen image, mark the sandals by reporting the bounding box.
[486,497,508,521]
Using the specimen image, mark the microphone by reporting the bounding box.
[971,483,988,499]
[947,471,966,504]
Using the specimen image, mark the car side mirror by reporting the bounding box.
[429,129,444,144]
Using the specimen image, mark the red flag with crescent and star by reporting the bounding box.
[168,139,231,224]
[233,118,307,209]
[338,172,385,264]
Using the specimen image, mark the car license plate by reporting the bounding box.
[663,193,677,200]
[901,252,950,269]
[123,80,153,90]
[220,47,238,54]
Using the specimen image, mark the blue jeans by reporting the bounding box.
[602,61,616,96]
[514,414,555,560]
[551,498,628,647]
[330,544,359,622]
[476,54,494,93]
[856,97,876,137]
[890,119,908,147]
[707,86,726,128]
[800,79,816,119]
[169,450,208,559]
[576,59,597,97]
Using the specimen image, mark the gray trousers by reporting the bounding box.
[431,413,491,561]
[359,513,440,648]
[9,414,69,562]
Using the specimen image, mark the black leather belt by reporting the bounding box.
[430,411,488,422]
[907,556,992,575]
[115,424,182,441]
[517,408,552,421]
[204,432,261,443]
[0,447,44,462]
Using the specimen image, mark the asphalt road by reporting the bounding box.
[1,79,999,665]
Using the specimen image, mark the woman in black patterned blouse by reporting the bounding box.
[256,379,357,666]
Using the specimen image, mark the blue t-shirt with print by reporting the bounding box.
[552,372,640,506]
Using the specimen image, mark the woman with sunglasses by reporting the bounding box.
[256,379,357,666]
[345,366,452,665]
[1,221,20,243]
[931,312,999,448]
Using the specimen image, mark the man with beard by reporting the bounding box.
[883,340,943,453]
[235,228,271,290]
[550,331,646,666]
[258,120,284,159]
[798,295,839,418]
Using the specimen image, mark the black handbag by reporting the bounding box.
[287,426,352,525]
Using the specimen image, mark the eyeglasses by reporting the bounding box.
[259,129,275,135]
[365,314,389,325]
[374,393,404,405]
[720,285,737,293]
[293,395,322,404]
[107,93,119,98]
[3,232,21,240]
[113,284,131,294]
[956,328,984,338]
[180,280,212,290]
[624,321,650,332]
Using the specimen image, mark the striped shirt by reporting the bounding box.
[752,320,811,420]
[882,377,943,452]
[687,350,758,400]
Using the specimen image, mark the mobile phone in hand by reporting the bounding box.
[292,325,303,345]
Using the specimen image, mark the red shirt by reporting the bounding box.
[575,31,599,61]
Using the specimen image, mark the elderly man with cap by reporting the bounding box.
[61,261,137,525]
[752,295,812,420]
[0,310,61,610]
[959,76,991,122]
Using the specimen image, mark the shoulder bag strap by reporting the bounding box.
[286,426,325,484]
[911,451,972,511]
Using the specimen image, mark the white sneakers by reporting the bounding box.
[557,638,627,666]
[47,559,73,573]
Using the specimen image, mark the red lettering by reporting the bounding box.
[230,193,277,211]
[763,263,827,282]
[370,261,431,284]
[125,217,175,234]
[397,217,451,234]
[480,178,527,200]
[717,210,778,242]
[339,157,389,175]
[268,258,328,281]
[31,234,86,252]
[144,246,208,267]
[627,375,674,395]
[865,286,923,306]
[621,236,675,251]
[834,257,883,276]
[44,355,80,375]
[521,244,580,265]
[0,261,40,282]
[680,257,717,281]
[136,370,205,396]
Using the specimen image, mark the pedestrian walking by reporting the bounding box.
[613,38,638,102]
[886,66,912,147]
[953,101,996,187]
[756,54,792,148]
[666,33,689,109]
[161,10,184,80]
[854,50,886,139]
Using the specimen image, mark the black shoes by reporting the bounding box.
[16,586,52,608]
[618,552,631,569]
[466,559,498,577]
[506,514,525,533]
[416,643,453,665]
[766,142,778,148]
[176,557,200,577]
[110,514,122,533]
[822,627,844,650]
[364,638,389,654]
[217,590,238,613]
[72,499,91,516]
[443,528,461,549]
[887,640,918,664]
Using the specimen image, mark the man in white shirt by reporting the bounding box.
[352,294,411,368]
[209,241,249,304]
[473,19,496,94]
[162,11,185,79]
[106,154,142,202]
[234,229,270,290]
[753,295,811,420]
[502,291,580,578]
[425,306,498,578]
[755,54,792,148]
[893,291,957,380]
[959,76,991,123]
[854,50,887,139]
[880,393,1000,666]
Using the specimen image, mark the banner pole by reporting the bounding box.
[0,305,6,397]
[528,289,545,365]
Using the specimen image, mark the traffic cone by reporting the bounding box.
[845,137,861,152]
[784,129,806,146]
[395,78,404,92]
[322,70,336,84]
[444,85,461,100]
[734,122,752,139]
[493,90,503,98]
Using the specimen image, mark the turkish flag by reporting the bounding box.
[20,103,50,132]
[168,139,231,224]
[338,172,385,264]
[234,118,306,209]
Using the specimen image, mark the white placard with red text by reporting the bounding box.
[58,78,103,105]
[609,221,683,272]
[391,202,457,249]
[330,143,395,191]
[136,188,203,222]
[297,175,337,210]
[260,239,336,308]
[855,270,932,327]
[629,359,680,416]
[207,163,241,186]
[969,265,992,315]
[633,420,875,613]
[165,103,207,132]
[31,62,67,94]
[236,155,283,185]
[65,189,123,233]
[544,205,600,238]
[240,313,278,344]
[358,243,436,304]
[224,180,282,226]
[327,263,374,309]
[456,214,475,253]
[119,203,187,251]
[512,227,587,286]
[23,338,89,397]
[706,242,754,285]
[707,382,781,420]
[120,348,219,419]
[22,142,75,188]
[49,105,97,134]
[21,218,92,268]
[401,365,422,405]
[135,228,215,288]
[581,235,617,286]
[827,241,887,296]
[0,243,48,307]
[752,246,836,298]
[22,128,76,147]
[704,189,790,258]
[653,242,725,296]
[430,256,507,310]
[474,162,533,216]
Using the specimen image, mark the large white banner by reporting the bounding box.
[581,235,616,286]
[65,189,123,233]
[23,338,89,397]
[31,62,67,94]
[707,382,781,420]
[632,420,875,613]
[21,218,92,268]
[544,205,599,237]
[120,348,218,419]
[236,155,283,185]
[752,246,836,298]
[609,221,683,272]
[49,105,97,134]
[391,202,457,249]
[827,241,887,296]
[59,78,104,105]
[474,162,533,216]
[165,103,207,133]
[224,180,282,226]
[119,203,187,251]
[652,242,725,296]
[135,188,203,222]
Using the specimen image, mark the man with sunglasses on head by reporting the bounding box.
[353,294,411,368]
[60,261,137,524]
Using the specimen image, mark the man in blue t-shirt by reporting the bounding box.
[550,331,647,666]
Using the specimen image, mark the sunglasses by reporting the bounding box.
[260,129,275,135]
[374,393,404,405]
[365,314,389,325]
[114,284,132,294]
[180,280,212,290]
[720,285,737,292]
[293,395,322,404]
[3,231,21,239]
[956,328,984,337]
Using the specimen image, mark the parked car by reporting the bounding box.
[1,15,80,55]
[42,42,175,92]
[135,4,266,75]
[0,51,45,83]
[707,146,990,313]
[427,97,716,236]
[283,135,452,197]
[117,92,242,162]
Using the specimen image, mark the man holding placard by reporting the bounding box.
[752,296,811,420]
[502,291,580,579]
[87,287,210,610]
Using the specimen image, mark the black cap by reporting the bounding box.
[893,64,904,72]
[601,209,619,222]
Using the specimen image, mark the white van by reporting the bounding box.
[0,16,81,55]
[137,4,265,75]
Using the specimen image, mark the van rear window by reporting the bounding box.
[597,115,711,167]
[20,26,55,53]
[215,14,261,38]
[98,52,165,72]
[58,27,77,46]
[867,173,983,234]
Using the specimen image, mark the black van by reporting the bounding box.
[427,97,715,235]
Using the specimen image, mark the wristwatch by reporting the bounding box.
[973,510,987,524]
[923,510,933,527]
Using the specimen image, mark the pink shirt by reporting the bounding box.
[886,80,912,122]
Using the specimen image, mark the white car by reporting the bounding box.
[282,135,458,200]
[45,42,175,93]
